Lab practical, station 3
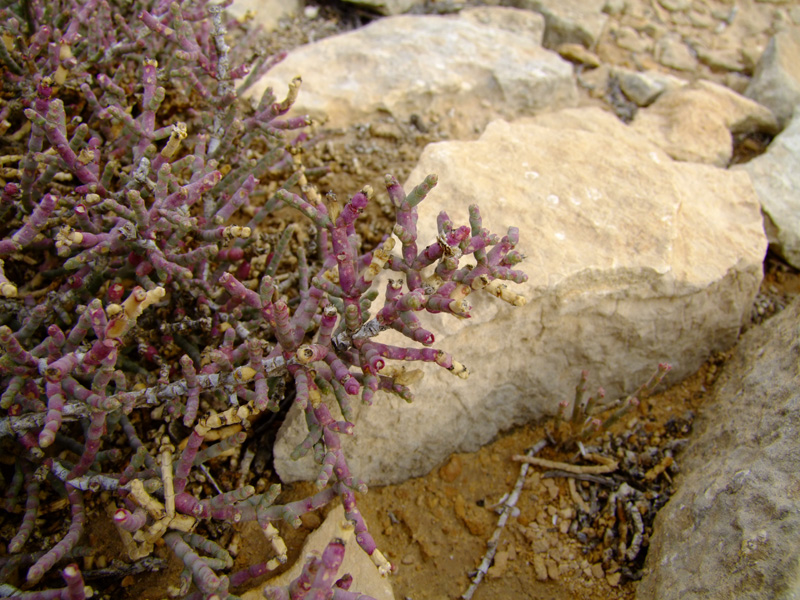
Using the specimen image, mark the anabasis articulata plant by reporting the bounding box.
[0,1,526,598]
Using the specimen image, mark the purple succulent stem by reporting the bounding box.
[61,563,87,600]
[308,538,347,593]
[323,352,359,396]
[180,355,200,426]
[0,376,24,410]
[174,429,204,496]
[0,326,38,369]
[79,339,116,373]
[339,486,381,570]
[272,299,295,351]
[164,532,225,596]
[26,484,85,584]
[0,193,56,256]
[113,507,147,532]
[66,410,106,480]
[159,170,221,211]
[292,412,323,460]
[135,59,159,161]
[27,101,105,195]
[39,381,66,448]
[316,305,338,349]
[218,271,262,309]
[7,475,40,553]
[276,189,331,229]
[216,175,258,222]
[193,431,247,466]
[228,561,273,588]
[60,377,116,412]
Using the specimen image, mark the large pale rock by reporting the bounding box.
[227,0,301,31]
[631,80,779,166]
[735,112,800,269]
[275,107,766,485]
[638,297,800,600]
[745,30,800,128]
[247,14,577,135]
[241,506,395,600]
[512,0,608,48]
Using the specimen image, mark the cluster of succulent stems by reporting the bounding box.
[0,1,529,597]
[554,363,673,445]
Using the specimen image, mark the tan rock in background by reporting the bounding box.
[275,107,767,485]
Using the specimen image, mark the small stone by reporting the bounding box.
[532,538,550,553]
[543,479,559,499]
[657,0,690,10]
[615,26,651,53]
[533,555,549,581]
[602,0,627,15]
[557,43,601,67]
[121,575,135,587]
[546,558,560,580]
[300,511,322,529]
[695,46,745,72]
[487,549,510,578]
[439,455,462,482]
[592,562,605,578]
[402,554,415,565]
[655,34,698,71]
[607,571,622,586]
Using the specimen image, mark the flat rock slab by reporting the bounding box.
[275,107,766,485]
[631,80,778,167]
[247,14,577,135]
[638,297,800,600]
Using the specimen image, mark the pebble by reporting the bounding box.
[607,571,622,586]
[438,455,462,482]
[592,562,605,578]
[546,558,560,580]
[533,555,549,581]
[557,43,601,67]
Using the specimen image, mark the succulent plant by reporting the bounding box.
[0,1,527,598]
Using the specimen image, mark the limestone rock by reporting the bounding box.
[557,43,601,67]
[512,0,609,49]
[614,67,685,106]
[274,107,766,485]
[614,26,652,53]
[735,112,800,269]
[654,34,697,71]
[745,30,800,128]
[631,80,779,166]
[241,506,395,600]
[694,44,746,72]
[227,0,301,31]
[458,6,546,45]
[638,297,800,600]
[247,15,577,135]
